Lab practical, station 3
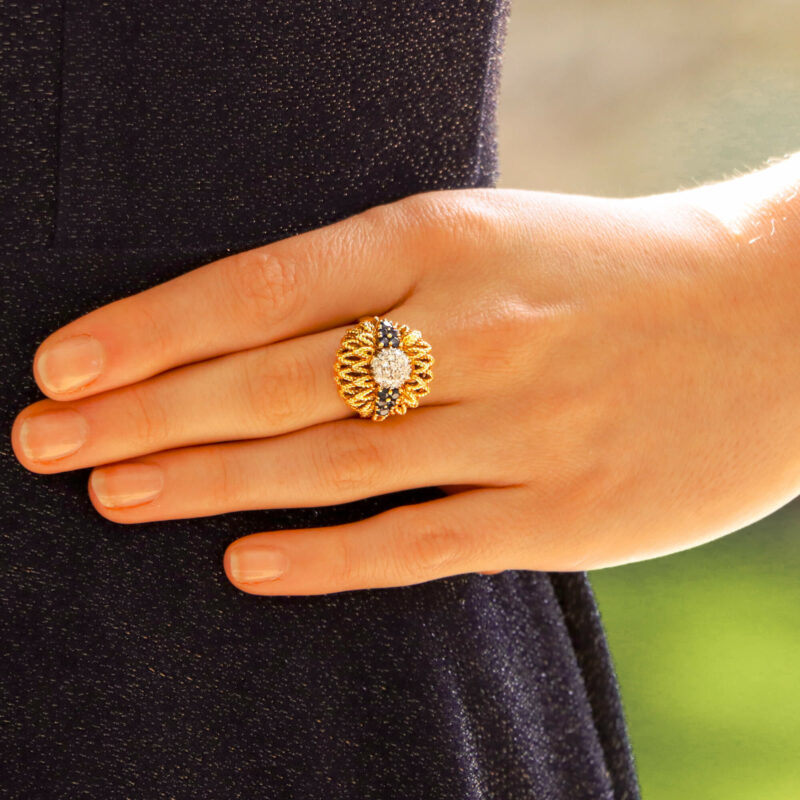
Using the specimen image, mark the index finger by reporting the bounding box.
[32,194,428,400]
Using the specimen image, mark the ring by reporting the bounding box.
[334,315,434,421]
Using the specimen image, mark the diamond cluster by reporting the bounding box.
[370,320,411,417]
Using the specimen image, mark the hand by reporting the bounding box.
[11,185,800,595]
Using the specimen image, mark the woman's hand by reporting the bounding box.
[11,180,800,595]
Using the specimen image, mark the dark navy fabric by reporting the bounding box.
[0,2,641,797]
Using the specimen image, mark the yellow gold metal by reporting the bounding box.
[333,315,434,421]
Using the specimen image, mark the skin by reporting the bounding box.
[10,154,800,596]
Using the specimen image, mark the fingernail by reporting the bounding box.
[19,409,89,462]
[37,334,105,394]
[227,544,289,584]
[91,463,164,508]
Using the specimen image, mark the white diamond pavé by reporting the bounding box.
[370,347,412,389]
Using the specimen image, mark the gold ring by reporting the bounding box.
[333,315,434,421]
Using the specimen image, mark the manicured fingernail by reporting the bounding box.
[227,544,289,584]
[37,334,105,394]
[91,463,164,508]
[19,409,88,462]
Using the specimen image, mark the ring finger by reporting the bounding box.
[12,311,457,474]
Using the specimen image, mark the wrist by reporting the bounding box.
[623,168,800,413]
[673,156,800,444]
[631,156,800,344]
[640,165,800,508]
[683,154,800,341]
[677,152,800,270]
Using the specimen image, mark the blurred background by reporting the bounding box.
[494,1,800,797]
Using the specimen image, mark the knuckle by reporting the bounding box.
[353,192,453,265]
[127,383,171,448]
[401,188,505,246]
[345,201,423,284]
[227,248,303,327]
[393,193,459,255]
[527,458,621,570]
[536,404,622,506]
[356,195,395,225]
[394,518,469,580]
[133,298,173,362]
[330,529,359,587]
[452,297,545,382]
[315,422,385,495]
[241,346,315,429]
[210,446,245,509]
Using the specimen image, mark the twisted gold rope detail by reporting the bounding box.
[333,316,434,421]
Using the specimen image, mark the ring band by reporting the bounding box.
[334,315,434,421]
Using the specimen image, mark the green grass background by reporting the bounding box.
[495,1,800,795]
[589,502,800,799]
